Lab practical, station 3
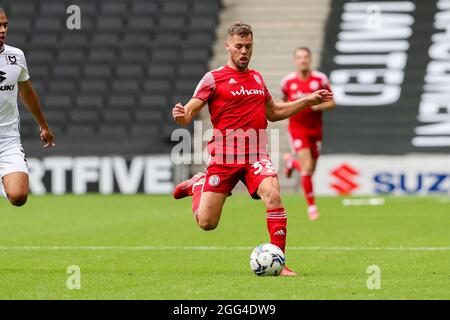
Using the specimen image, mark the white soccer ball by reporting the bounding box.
[250,243,285,276]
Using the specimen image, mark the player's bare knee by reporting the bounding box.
[263,189,282,208]
[196,210,217,231]
[301,161,314,175]
[8,192,28,207]
[304,162,314,172]
[198,220,218,231]
[269,191,282,208]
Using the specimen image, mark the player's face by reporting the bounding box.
[226,35,253,71]
[294,49,311,72]
[0,13,7,46]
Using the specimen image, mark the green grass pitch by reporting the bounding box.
[0,194,449,299]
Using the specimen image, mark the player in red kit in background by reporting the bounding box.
[172,23,333,276]
[281,47,336,220]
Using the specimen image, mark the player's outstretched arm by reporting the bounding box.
[265,89,333,122]
[311,99,336,112]
[172,98,206,127]
[18,80,55,148]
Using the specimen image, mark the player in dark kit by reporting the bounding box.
[281,47,336,220]
[172,23,333,276]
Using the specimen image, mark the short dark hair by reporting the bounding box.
[228,22,253,38]
[294,46,311,56]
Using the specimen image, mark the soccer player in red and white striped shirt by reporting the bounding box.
[172,23,333,276]
[281,47,336,220]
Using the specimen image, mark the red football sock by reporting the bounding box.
[266,208,287,252]
[301,174,315,206]
[191,184,203,223]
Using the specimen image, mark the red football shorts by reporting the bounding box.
[202,155,278,199]
[288,129,322,159]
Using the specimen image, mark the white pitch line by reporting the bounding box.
[0,246,449,251]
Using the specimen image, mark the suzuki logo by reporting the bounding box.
[330,164,359,195]
[0,71,6,83]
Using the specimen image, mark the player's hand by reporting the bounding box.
[40,126,55,148]
[307,89,334,106]
[172,102,186,124]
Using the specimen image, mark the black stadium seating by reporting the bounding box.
[1,0,221,156]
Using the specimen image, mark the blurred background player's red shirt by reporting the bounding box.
[281,71,331,137]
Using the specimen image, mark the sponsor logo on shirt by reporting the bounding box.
[0,85,14,91]
[228,78,237,85]
[291,91,308,100]
[0,71,14,90]
[230,86,264,97]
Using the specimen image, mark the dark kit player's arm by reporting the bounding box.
[172,98,206,126]
[265,89,333,122]
[18,80,55,148]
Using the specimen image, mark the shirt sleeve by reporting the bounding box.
[193,71,215,102]
[280,78,288,98]
[17,50,30,82]
[264,85,273,103]
[258,73,272,103]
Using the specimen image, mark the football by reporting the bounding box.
[250,243,285,276]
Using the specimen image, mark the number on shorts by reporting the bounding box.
[252,159,276,175]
